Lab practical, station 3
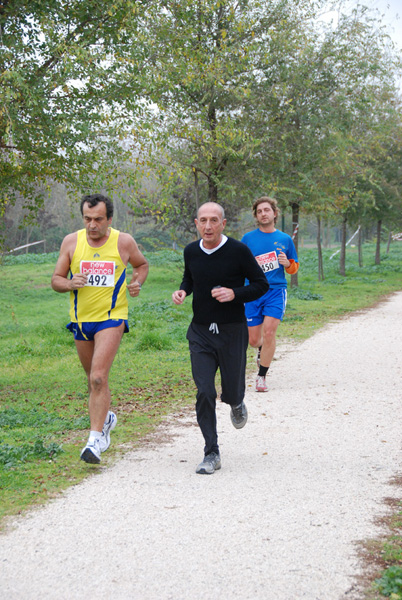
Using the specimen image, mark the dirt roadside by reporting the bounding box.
[1,292,402,600]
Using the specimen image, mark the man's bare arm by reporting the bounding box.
[51,233,87,292]
[119,233,149,297]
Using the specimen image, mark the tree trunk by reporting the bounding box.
[208,175,218,202]
[375,219,382,265]
[325,220,331,248]
[386,230,392,254]
[358,225,363,267]
[339,216,347,276]
[290,202,299,288]
[194,169,201,239]
[207,103,219,202]
[317,216,324,281]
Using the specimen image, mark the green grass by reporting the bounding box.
[1,239,402,595]
[375,566,402,598]
[363,502,402,599]
[0,250,195,522]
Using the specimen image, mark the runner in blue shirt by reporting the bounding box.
[241,197,299,392]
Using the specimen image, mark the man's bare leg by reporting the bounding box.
[75,324,124,431]
[75,324,124,461]
[259,316,280,368]
[248,316,280,391]
[74,339,94,394]
[248,323,263,352]
[249,317,280,367]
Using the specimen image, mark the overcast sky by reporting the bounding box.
[358,0,401,88]
[364,0,402,49]
[319,0,401,87]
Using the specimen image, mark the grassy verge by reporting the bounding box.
[1,242,402,598]
[361,493,402,599]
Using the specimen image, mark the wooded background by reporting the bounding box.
[1,0,401,279]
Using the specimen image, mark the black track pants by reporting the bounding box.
[186,321,248,456]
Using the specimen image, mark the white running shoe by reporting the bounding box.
[80,438,101,464]
[256,375,268,392]
[99,411,117,453]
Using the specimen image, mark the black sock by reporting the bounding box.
[258,365,269,377]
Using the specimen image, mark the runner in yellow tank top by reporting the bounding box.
[52,194,149,464]
[69,227,129,323]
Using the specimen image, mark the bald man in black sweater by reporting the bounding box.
[173,202,269,474]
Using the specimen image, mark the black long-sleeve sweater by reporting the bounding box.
[180,237,269,325]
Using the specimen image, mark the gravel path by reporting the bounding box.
[1,292,402,600]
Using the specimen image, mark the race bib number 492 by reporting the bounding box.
[256,251,279,273]
[80,261,115,287]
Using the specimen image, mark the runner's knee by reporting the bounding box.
[89,372,108,391]
[262,325,276,342]
[248,330,262,347]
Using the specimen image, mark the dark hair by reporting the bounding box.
[80,194,114,219]
[252,196,280,224]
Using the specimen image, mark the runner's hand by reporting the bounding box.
[172,290,187,305]
[69,273,87,290]
[278,252,290,268]
[127,273,142,297]
[211,287,235,303]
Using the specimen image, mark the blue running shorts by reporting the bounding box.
[245,288,287,326]
[66,319,129,341]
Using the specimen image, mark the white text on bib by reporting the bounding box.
[80,261,115,287]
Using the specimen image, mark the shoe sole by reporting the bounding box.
[196,463,221,475]
[230,406,248,429]
[231,416,248,429]
[80,448,101,464]
[256,388,268,392]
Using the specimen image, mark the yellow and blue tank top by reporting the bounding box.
[69,228,128,322]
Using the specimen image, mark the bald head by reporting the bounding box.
[197,202,225,221]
